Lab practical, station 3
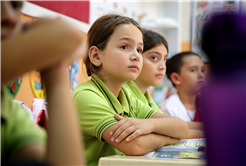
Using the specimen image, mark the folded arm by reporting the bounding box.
[110,112,189,143]
[103,124,180,156]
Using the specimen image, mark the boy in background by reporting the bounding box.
[161,51,205,122]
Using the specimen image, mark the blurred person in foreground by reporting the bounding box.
[1,1,86,165]
[201,12,246,165]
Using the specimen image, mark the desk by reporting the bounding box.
[99,155,206,166]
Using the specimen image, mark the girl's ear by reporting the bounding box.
[170,73,181,86]
[89,46,102,67]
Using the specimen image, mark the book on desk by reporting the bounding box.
[145,138,206,159]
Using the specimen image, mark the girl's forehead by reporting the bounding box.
[111,24,143,43]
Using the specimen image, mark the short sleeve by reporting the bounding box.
[74,89,118,142]
[162,95,183,118]
[161,101,172,116]
[2,99,46,161]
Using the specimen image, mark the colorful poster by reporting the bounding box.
[30,69,46,99]
[68,60,79,91]
[6,76,23,97]
[191,1,242,62]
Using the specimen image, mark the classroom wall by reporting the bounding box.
[181,1,191,51]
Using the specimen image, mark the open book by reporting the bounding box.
[144,138,206,159]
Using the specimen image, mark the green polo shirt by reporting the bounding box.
[1,88,46,163]
[123,81,163,114]
[73,74,156,166]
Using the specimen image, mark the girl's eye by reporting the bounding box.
[11,1,22,9]
[191,69,195,72]
[137,49,143,54]
[201,69,205,73]
[120,45,128,50]
[151,56,158,61]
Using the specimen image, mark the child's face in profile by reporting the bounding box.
[136,44,168,87]
[1,1,23,41]
[98,24,143,82]
[178,55,205,93]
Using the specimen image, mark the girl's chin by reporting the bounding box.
[127,75,139,81]
[152,81,162,87]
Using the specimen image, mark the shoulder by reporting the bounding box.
[167,93,179,101]
[2,88,38,125]
[164,93,180,106]
[161,93,183,113]
[73,80,107,101]
[73,80,96,96]
[1,88,46,161]
[121,86,139,103]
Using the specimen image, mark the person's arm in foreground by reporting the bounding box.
[13,62,86,165]
[42,61,85,165]
[2,18,86,165]
[1,18,86,85]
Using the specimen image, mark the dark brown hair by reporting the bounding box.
[166,51,201,87]
[142,29,168,54]
[84,14,143,76]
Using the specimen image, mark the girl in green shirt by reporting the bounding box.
[73,14,189,166]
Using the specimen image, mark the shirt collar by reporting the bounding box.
[126,81,149,104]
[91,74,129,115]
[144,90,155,106]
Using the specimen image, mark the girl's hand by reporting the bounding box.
[110,113,153,143]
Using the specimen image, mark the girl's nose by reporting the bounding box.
[130,51,141,62]
[158,61,166,70]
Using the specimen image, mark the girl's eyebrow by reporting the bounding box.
[119,37,143,46]
[148,51,161,55]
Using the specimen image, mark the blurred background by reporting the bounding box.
[9,0,246,110]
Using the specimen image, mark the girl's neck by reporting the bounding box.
[134,80,149,94]
[177,90,197,110]
[99,75,124,98]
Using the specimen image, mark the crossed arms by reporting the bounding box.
[102,112,189,156]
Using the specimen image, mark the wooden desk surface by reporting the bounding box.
[99,155,206,166]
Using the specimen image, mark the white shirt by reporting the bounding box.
[161,93,196,121]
